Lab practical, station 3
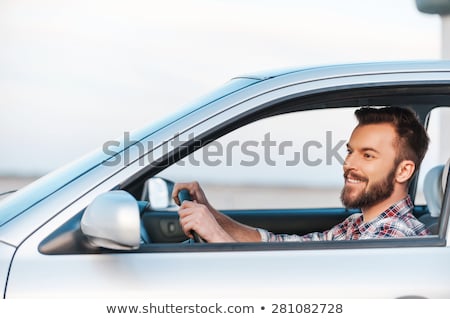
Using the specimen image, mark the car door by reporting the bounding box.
[5,70,450,298]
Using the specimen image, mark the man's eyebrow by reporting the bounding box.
[346,143,380,154]
[361,147,380,154]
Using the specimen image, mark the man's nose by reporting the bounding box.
[343,153,356,170]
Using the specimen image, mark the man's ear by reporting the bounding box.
[395,160,415,184]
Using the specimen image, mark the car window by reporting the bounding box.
[160,107,357,209]
[415,106,450,205]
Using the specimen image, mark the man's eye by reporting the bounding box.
[364,153,373,159]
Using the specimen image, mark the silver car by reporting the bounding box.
[1,61,449,298]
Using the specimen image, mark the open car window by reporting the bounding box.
[141,104,446,247]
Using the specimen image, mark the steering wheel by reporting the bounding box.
[137,189,205,244]
[178,189,206,243]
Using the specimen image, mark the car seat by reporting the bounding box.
[421,158,450,234]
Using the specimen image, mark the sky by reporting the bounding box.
[0,0,442,176]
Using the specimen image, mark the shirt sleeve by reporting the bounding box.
[256,214,359,242]
[256,228,331,242]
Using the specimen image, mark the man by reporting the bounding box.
[173,106,430,242]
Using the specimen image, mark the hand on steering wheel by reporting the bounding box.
[177,189,206,243]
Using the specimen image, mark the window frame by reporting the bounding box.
[119,84,450,252]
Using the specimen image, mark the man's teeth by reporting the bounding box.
[347,178,363,184]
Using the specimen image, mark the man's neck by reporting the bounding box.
[361,191,409,223]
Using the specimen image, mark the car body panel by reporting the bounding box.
[6,236,450,298]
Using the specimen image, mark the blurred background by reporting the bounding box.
[0,0,447,201]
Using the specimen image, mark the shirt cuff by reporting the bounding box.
[256,228,269,242]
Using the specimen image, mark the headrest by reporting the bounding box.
[424,159,449,218]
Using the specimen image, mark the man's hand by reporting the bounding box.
[178,200,235,243]
[172,181,210,207]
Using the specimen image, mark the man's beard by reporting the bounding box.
[340,165,396,210]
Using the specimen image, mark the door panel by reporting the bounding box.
[7,231,450,298]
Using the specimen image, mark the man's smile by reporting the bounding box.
[344,171,368,186]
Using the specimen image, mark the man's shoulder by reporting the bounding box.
[370,212,429,236]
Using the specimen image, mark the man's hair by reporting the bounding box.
[354,106,429,178]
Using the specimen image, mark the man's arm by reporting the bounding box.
[173,182,261,242]
[212,209,261,242]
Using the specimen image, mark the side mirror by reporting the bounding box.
[81,190,140,250]
[142,177,174,209]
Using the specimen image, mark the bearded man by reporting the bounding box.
[174,107,430,242]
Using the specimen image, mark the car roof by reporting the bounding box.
[235,60,450,80]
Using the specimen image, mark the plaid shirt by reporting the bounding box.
[257,196,430,242]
